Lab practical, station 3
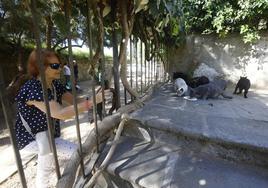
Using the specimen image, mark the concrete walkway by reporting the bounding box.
[132,83,268,151]
[100,82,268,187]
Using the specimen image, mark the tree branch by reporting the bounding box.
[56,40,86,52]
[52,37,67,50]
[88,1,104,76]
[86,114,129,188]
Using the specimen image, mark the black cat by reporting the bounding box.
[173,72,209,88]
[233,77,251,98]
[173,72,190,83]
[188,76,209,88]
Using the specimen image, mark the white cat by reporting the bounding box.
[174,78,188,97]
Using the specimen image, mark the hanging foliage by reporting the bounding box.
[1,0,268,99]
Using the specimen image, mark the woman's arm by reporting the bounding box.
[62,91,92,105]
[62,92,74,105]
[26,100,91,120]
[26,92,103,120]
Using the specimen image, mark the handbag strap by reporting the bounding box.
[19,112,35,138]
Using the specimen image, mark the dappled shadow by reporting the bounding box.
[105,132,268,187]
[106,137,181,187]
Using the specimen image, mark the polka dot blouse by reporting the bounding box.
[15,78,66,150]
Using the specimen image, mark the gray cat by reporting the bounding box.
[189,79,232,99]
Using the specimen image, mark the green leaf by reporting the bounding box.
[135,0,149,13]
[103,4,111,17]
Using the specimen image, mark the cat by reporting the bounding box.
[174,78,188,97]
[233,77,251,98]
[173,72,209,88]
[173,72,190,83]
[189,79,232,100]
[188,76,209,88]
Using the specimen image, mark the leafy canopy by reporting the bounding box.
[183,0,268,43]
[1,0,267,50]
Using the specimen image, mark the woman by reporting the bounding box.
[15,49,102,188]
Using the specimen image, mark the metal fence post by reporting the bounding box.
[0,66,27,188]
[101,49,106,117]
[135,39,138,91]
[130,36,134,101]
[64,0,85,177]
[140,41,143,94]
[87,0,100,153]
[30,0,61,179]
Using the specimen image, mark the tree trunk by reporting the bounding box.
[118,0,139,99]
[88,2,104,76]
[111,0,121,109]
[86,114,129,187]
[45,16,53,49]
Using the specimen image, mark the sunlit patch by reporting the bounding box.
[183,96,197,101]
[199,179,206,186]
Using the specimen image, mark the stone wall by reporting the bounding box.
[168,33,268,88]
[75,59,113,82]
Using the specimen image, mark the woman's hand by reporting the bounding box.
[95,92,104,104]
[26,100,34,106]
[84,98,91,110]
[80,92,103,112]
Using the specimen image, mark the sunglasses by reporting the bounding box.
[49,63,61,70]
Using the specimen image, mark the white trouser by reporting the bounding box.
[22,131,78,188]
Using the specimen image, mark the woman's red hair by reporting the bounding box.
[27,49,61,78]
